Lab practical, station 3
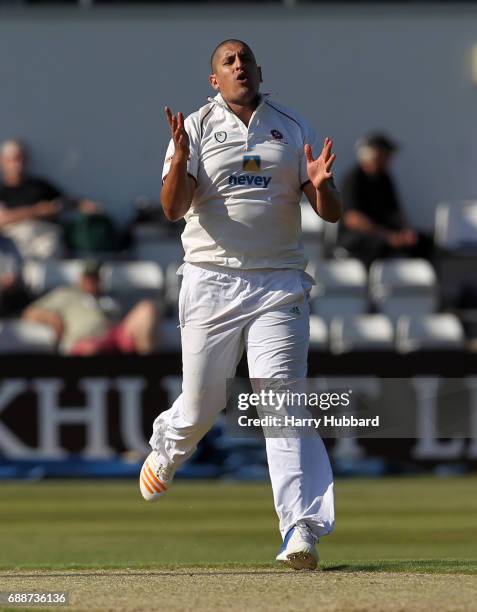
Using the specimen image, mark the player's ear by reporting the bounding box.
[209,74,220,91]
[258,66,263,83]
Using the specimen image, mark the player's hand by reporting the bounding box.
[165,107,190,163]
[305,138,336,190]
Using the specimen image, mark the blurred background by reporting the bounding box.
[1,0,477,483]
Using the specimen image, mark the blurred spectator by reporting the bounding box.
[0,139,65,259]
[337,133,433,266]
[0,234,32,317]
[22,261,159,355]
[64,201,121,256]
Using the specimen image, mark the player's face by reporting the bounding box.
[209,42,261,106]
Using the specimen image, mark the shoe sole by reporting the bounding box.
[282,551,318,570]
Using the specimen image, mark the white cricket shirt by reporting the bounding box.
[162,93,321,270]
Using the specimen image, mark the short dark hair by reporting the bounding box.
[210,39,254,72]
[360,133,399,153]
[82,260,102,278]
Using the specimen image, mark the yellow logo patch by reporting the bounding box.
[242,155,261,172]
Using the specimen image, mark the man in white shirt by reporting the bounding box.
[140,39,342,570]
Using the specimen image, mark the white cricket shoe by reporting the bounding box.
[276,521,319,570]
[139,449,175,502]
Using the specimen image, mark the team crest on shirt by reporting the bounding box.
[271,129,283,140]
[242,155,261,172]
[214,131,227,143]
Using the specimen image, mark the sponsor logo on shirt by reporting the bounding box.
[242,155,261,172]
[228,174,272,188]
[215,131,227,143]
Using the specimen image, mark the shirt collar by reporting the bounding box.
[207,92,271,111]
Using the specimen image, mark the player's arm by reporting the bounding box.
[161,107,196,222]
[302,138,342,223]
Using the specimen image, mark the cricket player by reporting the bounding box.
[140,39,342,570]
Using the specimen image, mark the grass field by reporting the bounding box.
[0,476,476,611]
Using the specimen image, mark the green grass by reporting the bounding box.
[0,477,476,573]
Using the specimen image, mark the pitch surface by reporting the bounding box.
[1,477,476,611]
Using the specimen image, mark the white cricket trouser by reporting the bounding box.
[150,262,335,540]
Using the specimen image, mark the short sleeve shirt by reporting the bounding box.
[31,286,111,352]
[162,93,321,270]
[0,176,62,209]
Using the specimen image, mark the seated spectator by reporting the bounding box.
[22,261,159,355]
[64,201,122,256]
[0,139,67,259]
[0,234,32,317]
[337,133,433,266]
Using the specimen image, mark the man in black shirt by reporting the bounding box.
[0,139,64,259]
[337,133,433,266]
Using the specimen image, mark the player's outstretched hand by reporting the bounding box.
[165,106,190,163]
[305,138,336,190]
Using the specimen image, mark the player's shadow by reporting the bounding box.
[322,560,473,572]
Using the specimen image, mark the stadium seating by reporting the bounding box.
[396,313,465,352]
[309,259,368,322]
[12,232,472,357]
[309,315,328,350]
[369,258,438,322]
[300,201,324,262]
[23,259,85,294]
[164,261,183,314]
[434,201,477,309]
[300,200,324,235]
[0,320,57,353]
[434,200,477,253]
[101,261,164,313]
[159,317,182,350]
[330,314,394,354]
[131,230,184,268]
[101,261,163,292]
[132,223,171,242]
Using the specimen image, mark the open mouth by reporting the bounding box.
[236,74,249,84]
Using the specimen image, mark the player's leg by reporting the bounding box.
[152,322,244,462]
[142,264,245,500]
[245,297,335,567]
